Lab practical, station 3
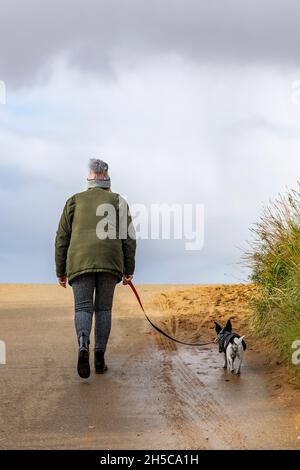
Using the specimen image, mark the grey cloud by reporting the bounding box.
[1,0,300,87]
[1,8,300,285]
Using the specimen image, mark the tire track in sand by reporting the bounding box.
[154,325,246,449]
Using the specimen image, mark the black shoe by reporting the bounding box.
[77,335,90,379]
[95,350,108,374]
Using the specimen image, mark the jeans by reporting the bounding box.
[71,272,118,352]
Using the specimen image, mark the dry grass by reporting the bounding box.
[243,183,300,381]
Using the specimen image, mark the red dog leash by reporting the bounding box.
[127,281,214,347]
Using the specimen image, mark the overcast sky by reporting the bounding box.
[1,0,300,283]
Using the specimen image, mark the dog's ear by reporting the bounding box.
[214,322,222,334]
[225,319,232,332]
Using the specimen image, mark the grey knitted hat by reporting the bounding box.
[88,158,111,189]
[88,158,109,174]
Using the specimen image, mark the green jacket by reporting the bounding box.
[55,187,136,284]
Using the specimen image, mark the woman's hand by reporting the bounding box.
[122,274,133,285]
[58,275,67,288]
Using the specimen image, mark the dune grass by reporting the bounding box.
[244,183,300,381]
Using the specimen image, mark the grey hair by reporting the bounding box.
[88,158,109,174]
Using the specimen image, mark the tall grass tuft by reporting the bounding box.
[244,183,300,380]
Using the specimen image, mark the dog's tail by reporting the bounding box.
[234,335,245,346]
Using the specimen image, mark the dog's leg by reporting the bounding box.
[236,349,243,374]
[226,348,234,373]
[228,357,234,373]
[223,352,227,369]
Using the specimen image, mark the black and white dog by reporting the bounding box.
[214,319,246,374]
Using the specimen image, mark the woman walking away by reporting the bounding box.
[55,158,136,379]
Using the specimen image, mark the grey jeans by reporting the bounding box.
[71,272,118,352]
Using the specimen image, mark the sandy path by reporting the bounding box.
[0,284,298,449]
